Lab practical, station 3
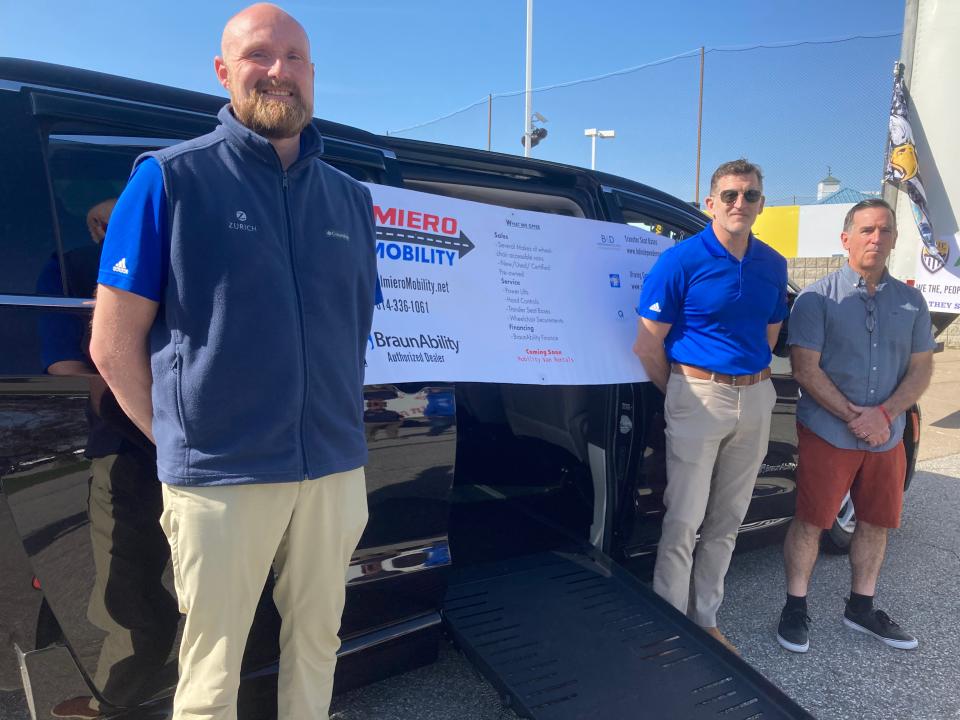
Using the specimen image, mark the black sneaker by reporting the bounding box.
[843,606,918,650]
[776,606,810,653]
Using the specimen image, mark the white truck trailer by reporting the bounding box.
[885,0,960,331]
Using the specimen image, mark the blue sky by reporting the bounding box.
[3,1,906,202]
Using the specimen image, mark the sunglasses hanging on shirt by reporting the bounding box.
[859,290,877,333]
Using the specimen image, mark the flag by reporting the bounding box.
[884,69,943,266]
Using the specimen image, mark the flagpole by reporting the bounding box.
[882,0,942,271]
[883,0,919,210]
[880,61,903,199]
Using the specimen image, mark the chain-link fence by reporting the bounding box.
[388,33,900,209]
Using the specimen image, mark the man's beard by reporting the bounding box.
[233,81,312,139]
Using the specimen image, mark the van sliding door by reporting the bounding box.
[601,187,703,562]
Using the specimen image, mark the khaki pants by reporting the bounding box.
[653,374,775,627]
[159,468,368,720]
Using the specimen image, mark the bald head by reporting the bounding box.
[214,3,315,139]
[220,3,309,62]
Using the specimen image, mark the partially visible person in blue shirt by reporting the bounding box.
[632,159,788,652]
[424,386,455,436]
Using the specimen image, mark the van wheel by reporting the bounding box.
[821,492,855,554]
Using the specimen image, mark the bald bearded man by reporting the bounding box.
[90,4,381,717]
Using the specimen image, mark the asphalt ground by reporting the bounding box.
[3,454,957,719]
[721,454,960,720]
[3,352,959,719]
[334,454,960,720]
[916,348,960,461]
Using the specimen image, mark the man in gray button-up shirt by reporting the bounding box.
[776,199,934,655]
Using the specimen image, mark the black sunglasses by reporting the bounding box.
[718,189,763,204]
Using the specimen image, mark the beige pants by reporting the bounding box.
[159,468,368,720]
[653,374,775,627]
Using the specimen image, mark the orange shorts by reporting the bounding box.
[795,423,906,530]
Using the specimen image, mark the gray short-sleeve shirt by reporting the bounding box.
[788,264,935,451]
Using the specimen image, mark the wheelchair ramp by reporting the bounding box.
[443,551,813,720]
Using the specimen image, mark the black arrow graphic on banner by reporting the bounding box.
[375,227,476,258]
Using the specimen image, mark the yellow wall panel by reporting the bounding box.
[751,205,800,258]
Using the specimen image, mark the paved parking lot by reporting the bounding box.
[334,449,960,720]
[3,352,959,719]
[4,455,956,719]
[334,453,960,720]
[342,346,960,720]
[721,454,960,720]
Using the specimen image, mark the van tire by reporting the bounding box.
[821,519,853,554]
[820,492,855,555]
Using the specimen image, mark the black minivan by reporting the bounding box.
[0,58,917,719]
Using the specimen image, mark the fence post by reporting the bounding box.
[487,94,492,151]
[695,46,705,206]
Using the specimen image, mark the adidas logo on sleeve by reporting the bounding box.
[112,258,129,275]
[648,302,662,313]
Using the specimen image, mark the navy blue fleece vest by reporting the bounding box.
[144,105,377,485]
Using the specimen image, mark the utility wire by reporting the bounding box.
[386,31,901,136]
[387,47,702,135]
[706,31,900,54]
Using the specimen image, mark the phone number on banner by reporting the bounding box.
[378,298,432,314]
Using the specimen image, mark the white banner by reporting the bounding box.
[362,184,672,385]
[913,232,960,313]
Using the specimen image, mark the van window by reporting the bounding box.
[326,160,378,183]
[44,135,177,298]
[404,180,588,218]
[0,91,60,296]
[620,207,691,242]
[606,187,703,243]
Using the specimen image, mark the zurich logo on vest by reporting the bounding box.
[229,210,258,233]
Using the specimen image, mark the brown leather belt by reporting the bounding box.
[671,363,771,387]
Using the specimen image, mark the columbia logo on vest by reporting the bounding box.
[112,258,129,275]
[228,210,258,233]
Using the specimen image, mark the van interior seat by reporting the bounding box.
[500,384,590,463]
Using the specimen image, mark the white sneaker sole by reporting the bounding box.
[842,617,919,650]
[776,633,809,653]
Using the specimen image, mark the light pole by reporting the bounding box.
[584,128,615,170]
[523,0,533,157]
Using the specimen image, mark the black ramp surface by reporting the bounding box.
[443,551,814,720]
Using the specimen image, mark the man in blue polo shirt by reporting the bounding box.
[633,159,788,652]
[89,5,380,719]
